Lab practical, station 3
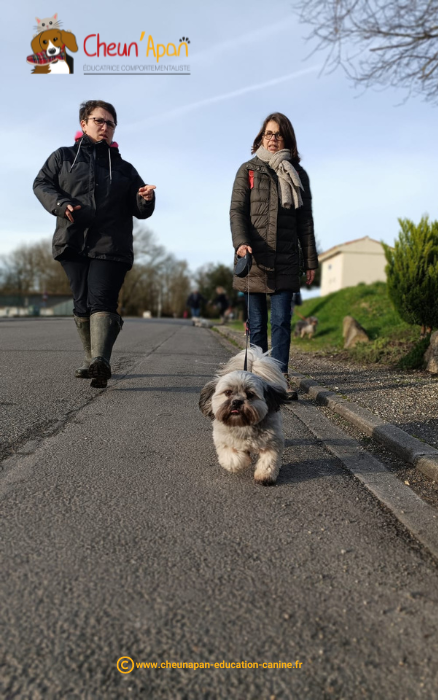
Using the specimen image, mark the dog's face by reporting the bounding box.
[212,372,268,427]
[31,29,78,55]
[200,370,287,426]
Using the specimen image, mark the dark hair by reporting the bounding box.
[79,100,117,126]
[251,112,300,162]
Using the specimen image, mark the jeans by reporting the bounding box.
[248,290,294,373]
[60,254,129,317]
[191,307,201,318]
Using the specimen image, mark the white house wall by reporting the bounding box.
[319,238,388,297]
[341,251,387,289]
[320,254,343,296]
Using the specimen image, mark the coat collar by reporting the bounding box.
[74,132,119,150]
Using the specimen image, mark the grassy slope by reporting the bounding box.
[230,282,428,367]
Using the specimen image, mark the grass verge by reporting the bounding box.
[224,282,431,368]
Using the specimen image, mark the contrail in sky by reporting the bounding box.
[125,65,321,129]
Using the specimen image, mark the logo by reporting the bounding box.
[83,33,190,63]
[117,657,135,674]
[27,14,78,74]
[83,32,191,75]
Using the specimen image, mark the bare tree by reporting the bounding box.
[0,227,192,316]
[119,224,191,317]
[292,0,438,102]
[0,240,70,295]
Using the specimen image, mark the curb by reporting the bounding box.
[286,399,438,561]
[213,326,438,482]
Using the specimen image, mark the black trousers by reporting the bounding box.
[60,254,129,317]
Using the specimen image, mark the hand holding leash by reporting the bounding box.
[65,204,81,223]
[138,185,156,201]
[306,270,315,285]
[237,244,252,257]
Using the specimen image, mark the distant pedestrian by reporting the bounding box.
[186,289,206,318]
[230,112,318,399]
[211,287,230,324]
[33,99,156,388]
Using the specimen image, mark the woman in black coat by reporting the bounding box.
[33,99,156,388]
[230,112,318,396]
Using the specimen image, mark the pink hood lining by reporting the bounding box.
[74,131,119,148]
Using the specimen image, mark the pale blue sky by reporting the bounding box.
[2,0,437,291]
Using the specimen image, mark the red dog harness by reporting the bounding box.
[27,45,67,65]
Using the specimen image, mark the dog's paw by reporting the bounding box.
[254,473,277,486]
[254,452,281,485]
[218,448,251,473]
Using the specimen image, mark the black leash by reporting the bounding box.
[244,272,250,371]
[234,251,252,371]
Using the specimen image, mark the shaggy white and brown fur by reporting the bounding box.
[199,347,289,485]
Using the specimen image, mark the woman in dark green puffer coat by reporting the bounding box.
[230,112,318,396]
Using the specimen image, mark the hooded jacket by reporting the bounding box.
[230,156,318,293]
[33,134,155,268]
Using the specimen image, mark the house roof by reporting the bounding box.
[318,236,386,262]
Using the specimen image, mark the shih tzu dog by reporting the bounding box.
[199,347,289,485]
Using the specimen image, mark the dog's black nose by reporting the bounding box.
[231,399,243,408]
[48,48,56,54]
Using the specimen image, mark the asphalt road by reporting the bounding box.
[1,318,438,699]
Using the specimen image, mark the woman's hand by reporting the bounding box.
[306,270,316,285]
[237,245,253,257]
[65,204,81,223]
[139,185,156,201]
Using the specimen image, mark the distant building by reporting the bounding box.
[0,294,73,317]
[318,236,388,297]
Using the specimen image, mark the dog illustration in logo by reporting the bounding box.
[27,29,78,74]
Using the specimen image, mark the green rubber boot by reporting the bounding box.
[88,312,123,388]
[73,315,92,378]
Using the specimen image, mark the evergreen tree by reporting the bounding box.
[383,216,438,329]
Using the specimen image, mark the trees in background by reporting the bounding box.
[119,225,191,317]
[292,0,438,103]
[383,216,438,330]
[0,228,321,317]
[0,227,192,317]
[0,240,71,295]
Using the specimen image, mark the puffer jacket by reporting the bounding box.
[230,155,318,293]
[33,134,155,268]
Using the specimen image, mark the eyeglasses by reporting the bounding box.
[87,117,116,130]
[263,131,283,141]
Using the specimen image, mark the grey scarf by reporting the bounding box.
[255,146,303,209]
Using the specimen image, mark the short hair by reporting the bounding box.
[251,112,300,162]
[79,100,117,126]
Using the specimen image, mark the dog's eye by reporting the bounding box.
[53,37,58,41]
[43,40,47,44]
[224,390,233,397]
[246,391,255,399]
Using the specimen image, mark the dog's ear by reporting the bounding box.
[31,33,42,54]
[199,380,217,420]
[60,31,78,52]
[264,384,289,412]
